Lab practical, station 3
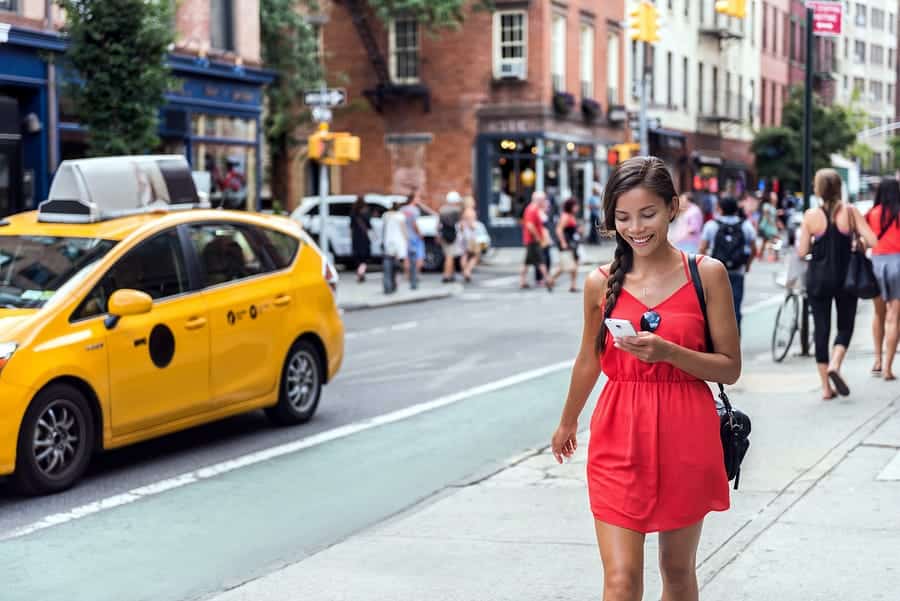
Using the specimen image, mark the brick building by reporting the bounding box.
[315,0,627,246]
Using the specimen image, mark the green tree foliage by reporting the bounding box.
[888,136,900,171]
[752,87,862,191]
[58,0,174,156]
[368,0,494,30]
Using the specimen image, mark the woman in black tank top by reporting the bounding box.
[798,169,878,399]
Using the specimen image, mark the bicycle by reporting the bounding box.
[771,258,815,362]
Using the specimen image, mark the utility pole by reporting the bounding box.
[802,7,814,211]
[628,1,660,158]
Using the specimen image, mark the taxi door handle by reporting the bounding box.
[185,316,208,330]
[274,295,292,307]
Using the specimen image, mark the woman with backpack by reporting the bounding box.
[699,196,757,334]
[866,178,900,379]
[798,169,878,399]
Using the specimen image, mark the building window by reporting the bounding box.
[889,84,895,105]
[389,17,420,84]
[488,137,538,227]
[872,44,884,66]
[725,71,732,118]
[762,1,767,51]
[749,79,755,126]
[854,40,866,64]
[210,0,235,51]
[698,62,704,114]
[607,30,620,105]
[750,1,755,45]
[843,75,848,91]
[872,8,885,30]
[760,77,767,125]
[493,11,527,79]
[685,0,689,17]
[891,13,896,34]
[648,45,656,104]
[699,0,704,24]
[551,13,566,92]
[712,66,718,115]
[631,40,639,100]
[682,56,689,111]
[844,37,849,59]
[580,22,595,99]
[856,3,866,27]
[738,75,743,120]
[0,0,17,12]
[871,80,883,102]
[890,49,895,70]
[853,77,865,95]
[666,51,673,108]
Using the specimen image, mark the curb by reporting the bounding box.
[339,286,462,312]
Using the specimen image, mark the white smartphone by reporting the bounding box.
[604,318,638,339]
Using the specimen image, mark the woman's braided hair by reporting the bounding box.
[595,156,678,354]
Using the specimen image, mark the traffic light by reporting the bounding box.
[715,0,746,18]
[610,143,641,165]
[628,1,660,44]
[332,133,361,163]
[307,124,361,165]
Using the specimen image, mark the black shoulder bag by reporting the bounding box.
[687,255,752,490]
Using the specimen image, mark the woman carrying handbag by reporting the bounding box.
[798,169,878,399]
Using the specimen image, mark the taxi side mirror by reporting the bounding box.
[105,289,153,330]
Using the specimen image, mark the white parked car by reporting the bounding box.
[291,194,492,271]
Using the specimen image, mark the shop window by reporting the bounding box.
[211,0,235,52]
[389,17,419,84]
[0,1,16,12]
[488,137,537,227]
[493,11,527,80]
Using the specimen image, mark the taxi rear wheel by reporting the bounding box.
[14,384,95,496]
[266,340,323,426]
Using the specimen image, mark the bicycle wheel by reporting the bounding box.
[799,296,815,357]
[772,293,799,362]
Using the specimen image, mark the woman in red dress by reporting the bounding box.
[551,157,740,601]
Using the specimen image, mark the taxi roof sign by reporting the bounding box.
[38,155,206,224]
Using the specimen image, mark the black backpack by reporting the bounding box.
[712,220,748,271]
[440,217,457,243]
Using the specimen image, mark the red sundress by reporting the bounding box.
[589,253,729,533]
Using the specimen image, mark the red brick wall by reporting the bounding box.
[322,0,625,210]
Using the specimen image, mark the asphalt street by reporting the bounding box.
[0,252,791,601]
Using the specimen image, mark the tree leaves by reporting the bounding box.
[58,0,174,157]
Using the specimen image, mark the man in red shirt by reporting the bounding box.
[519,191,553,290]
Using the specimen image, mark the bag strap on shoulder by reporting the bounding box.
[687,254,732,410]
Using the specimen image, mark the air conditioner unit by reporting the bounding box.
[498,60,526,80]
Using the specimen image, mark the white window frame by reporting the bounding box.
[493,10,528,80]
[551,12,567,92]
[580,22,595,99]
[389,17,420,85]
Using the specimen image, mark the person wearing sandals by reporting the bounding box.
[798,169,878,399]
[551,198,582,292]
[551,156,739,601]
[866,181,889,377]
[867,178,900,380]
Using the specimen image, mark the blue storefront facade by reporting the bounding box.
[0,25,273,217]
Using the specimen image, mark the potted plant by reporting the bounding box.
[581,98,601,122]
[552,91,575,116]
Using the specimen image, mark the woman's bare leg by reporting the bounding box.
[595,520,645,601]
[658,520,704,601]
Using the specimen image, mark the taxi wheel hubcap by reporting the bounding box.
[33,400,84,478]
[286,350,318,413]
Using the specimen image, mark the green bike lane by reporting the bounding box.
[1,366,592,601]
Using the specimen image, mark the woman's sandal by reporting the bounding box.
[885,373,897,382]
[823,391,837,400]
[872,365,883,377]
[828,371,850,396]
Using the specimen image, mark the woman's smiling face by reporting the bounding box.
[613,187,677,256]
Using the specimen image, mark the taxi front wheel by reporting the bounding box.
[266,340,323,426]
[14,384,95,496]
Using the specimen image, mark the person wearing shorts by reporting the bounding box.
[519,191,553,290]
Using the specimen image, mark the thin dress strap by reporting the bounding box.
[680,251,691,280]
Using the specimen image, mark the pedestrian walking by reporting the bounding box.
[350,195,372,283]
[550,198,582,292]
[519,191,553,290]
[758,195,780,261]
[698,195,757,333]
[439,191,463,283]
[669,192,704,253]
[798,169,878,399]
[401,191,425,290]
[551,156,739,601]
[866,178,900,379]
[587,185,602,244]
[459,202,481,283]
[381,201,408,294]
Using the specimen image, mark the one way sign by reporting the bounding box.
[304,88,348,107]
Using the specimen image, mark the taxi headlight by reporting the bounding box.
[0,342,17,375]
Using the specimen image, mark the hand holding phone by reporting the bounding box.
[604,318,638,340]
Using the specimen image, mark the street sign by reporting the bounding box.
[806,1,842,37]
[304,88,348,107]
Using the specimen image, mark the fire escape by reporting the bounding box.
[340,0,431,113]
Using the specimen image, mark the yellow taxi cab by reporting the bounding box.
[0,155,344,495]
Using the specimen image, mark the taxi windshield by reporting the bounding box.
[0,235,117,309]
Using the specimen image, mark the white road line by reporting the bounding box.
[345,320,419,340]
[2,360,572,542]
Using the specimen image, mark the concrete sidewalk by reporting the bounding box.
[207,346,900,600]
